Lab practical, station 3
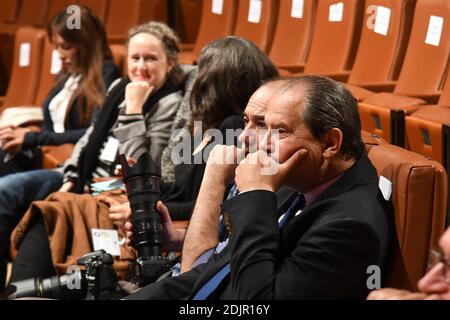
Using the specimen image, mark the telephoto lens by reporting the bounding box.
[120,153,176,286]
[6,272,87,300]
[120,153,163,258]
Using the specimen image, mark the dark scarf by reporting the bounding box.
[73,78,182,193]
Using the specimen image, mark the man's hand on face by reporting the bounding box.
[235,149,308,193]
[204,145,245,187]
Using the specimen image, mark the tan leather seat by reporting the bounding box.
[345,0,416,101]
[105,0,167,44]
[405,78,450,170]
[0,0,49,94]
[179,0,237,65]
[0,27,46,112]
[358,0,450,147]
[366,140,448,290]
[0,0,19,24]
[44,0,77,25]
[13,0,50,27]
[176,0,203,45]
[296,0,365,81]
[110,44,127,77]
[34,36,58,107]
[233,0,278,53]
[78,0,109,22]
[268,0,317,73]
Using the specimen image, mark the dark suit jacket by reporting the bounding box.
[127,154,393,300]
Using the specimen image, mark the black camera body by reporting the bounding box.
[120,153,176,286]
[6,153,176,300]
[7,250,121,300]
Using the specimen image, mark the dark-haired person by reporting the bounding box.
[125,76,393,300]
[0,6,119,176]
[3,21,186,288]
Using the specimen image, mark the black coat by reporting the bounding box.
[126,154,394,300]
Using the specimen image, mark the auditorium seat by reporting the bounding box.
[292,0,365,81]
[0,0,50,94]
[110,44,127,77]
[42,143,74,169]
[358,0,450,147]
[0,0,19,24]
[366,140,448,291]
[233,0,278,53]
[345,0,416,101]
[179,0,237,65]
[34,36,60,107]
[176,0,203,45]
[268,0,317,73]
[78,0,109,22]
[44,0,78,25]
[405,78,450,170]
[105,0,168,44]
[0,27,46,112]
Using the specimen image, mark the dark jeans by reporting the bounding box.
[0,169,63,289]
[0,149,42,177]
[10,215,55,283]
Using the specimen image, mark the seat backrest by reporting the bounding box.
[366,142,448,290]
[192,0,237,55]
[16,0,50,26]
[44,0,78,25]
[348,0,416,86]
[2,27,46,110]
[304,0,365,74]
[438,75,450,107]
[176,0,203,44]
[268,0,317,66]
[394,0,450,97]
[105,0,167,44]
[110,44,127,77]
[78,0,109,22]
[0,0,20,24]
[34,36,60,106]
[233,0,278,53]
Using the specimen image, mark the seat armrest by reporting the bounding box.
[320,71,351,82]
[180,43,195,51]
[277,63,306,74]
[359,81,397,93]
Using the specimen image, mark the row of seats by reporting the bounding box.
[172,0,450,191]
[0,0,168,41]
[0,0,203,95]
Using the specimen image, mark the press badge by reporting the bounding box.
[100,137,119,163]
[91,229,121,257]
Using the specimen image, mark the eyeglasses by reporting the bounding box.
[428,248,450,285]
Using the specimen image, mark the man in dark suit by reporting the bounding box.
[125,76,393,300]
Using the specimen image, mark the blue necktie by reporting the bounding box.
[193,193,306,300]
